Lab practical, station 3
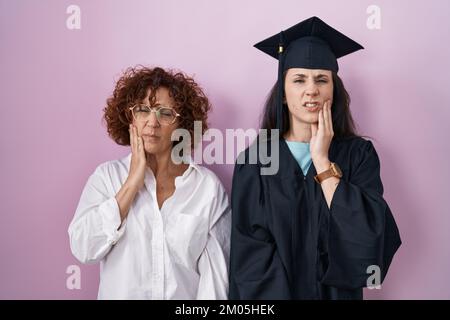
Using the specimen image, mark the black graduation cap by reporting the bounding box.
[254,16,364,132]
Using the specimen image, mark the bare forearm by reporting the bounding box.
[115,181,140,222]
[320,176,340,209]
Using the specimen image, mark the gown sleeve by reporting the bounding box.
[68,164,127,264]
[319,139,402,289]
[229,161,291,300]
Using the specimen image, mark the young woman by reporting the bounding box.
[229,17,401,300]
[69,66,230,299]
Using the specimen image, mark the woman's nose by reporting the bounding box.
[146,111,159,127]
[305,83,319,96]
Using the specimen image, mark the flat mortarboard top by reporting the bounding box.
[254,16,364,72]
[253,16,364,131]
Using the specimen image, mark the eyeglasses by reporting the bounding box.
[129,104,181,125]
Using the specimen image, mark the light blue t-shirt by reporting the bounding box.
[285,140,312,176]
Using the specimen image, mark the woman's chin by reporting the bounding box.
[295,114,319,125]
[143,145,160,155]
[143,143,171,156]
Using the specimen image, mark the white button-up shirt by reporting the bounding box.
[68,153,231,300]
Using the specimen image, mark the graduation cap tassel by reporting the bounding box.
[276,31,285,133]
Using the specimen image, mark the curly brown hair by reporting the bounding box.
[103,66,211,148]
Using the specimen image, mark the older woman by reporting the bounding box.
[229,17,401,299]
[68,66,230,300]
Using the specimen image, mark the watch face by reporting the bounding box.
[331,163,343,177]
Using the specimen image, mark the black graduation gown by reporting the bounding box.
[229,136,401,300]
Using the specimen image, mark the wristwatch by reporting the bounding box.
[314,162,343,184]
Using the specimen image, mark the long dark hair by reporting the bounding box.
[260,72,361,140]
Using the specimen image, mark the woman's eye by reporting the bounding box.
[317,79,328,83]
[294,79,304,83]
[160,109,173,117]
[136,107,150,113]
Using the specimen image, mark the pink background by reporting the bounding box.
[1,0,449,299]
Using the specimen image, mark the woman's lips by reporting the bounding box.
[303,101,321,112]
[305,105,320,112]
[141,134,160,142]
